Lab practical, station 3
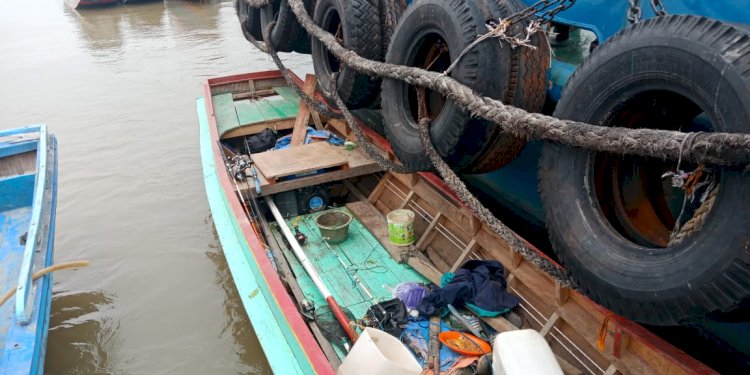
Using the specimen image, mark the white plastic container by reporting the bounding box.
[337,327,422,375]
[492,329,563,375]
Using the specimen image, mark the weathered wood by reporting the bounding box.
[326,118,352,140]
[221,119,296,139]
[397,190,415,209]
[414,212,442,251]
[212,93,240,136]
[273,86,301,102]
[235,100,266,125]
[243,146,381,196]
[290,75,317,147]
[252,142,349,180]
[342,180,369,202]
[539,311,561,337]
[0,151,36,179]
[556,280,571,307]
[368,175,389,203]
[232,88,277,100]
[449,239,477,273]
[347,201,442,284]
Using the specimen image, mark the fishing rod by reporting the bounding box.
[320,238,397,332]
[265,198,360,342]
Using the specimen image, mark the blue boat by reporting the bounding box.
[0,125,58,375]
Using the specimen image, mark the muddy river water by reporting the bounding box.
[0,1,315,373]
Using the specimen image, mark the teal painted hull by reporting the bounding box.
[198,97,331,374]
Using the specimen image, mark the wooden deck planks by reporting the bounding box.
[290,75,317,147]
[244,145,381,196]
[274,208,428,325]
[212,93,240,137]
[273,86,301,103]
[234,100,266,126]
[265,97,299,118]
[252,142,349,180]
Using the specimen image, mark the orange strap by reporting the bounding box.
[596,313,614,351]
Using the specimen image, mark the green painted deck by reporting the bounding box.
[212,90,300,137]
[273,86,302,103]
[272,207,427,352]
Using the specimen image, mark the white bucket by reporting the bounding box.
[492,329,563,375]
[337,327,422,375]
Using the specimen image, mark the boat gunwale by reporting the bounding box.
[202,70,715,374]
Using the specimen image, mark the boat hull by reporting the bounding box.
[0,125,58,375]
[198,71,334,374]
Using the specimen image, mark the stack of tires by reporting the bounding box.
[235,0,313,53]
[238,0,549,173]
[234,0,750,328]
[308,0,548,173]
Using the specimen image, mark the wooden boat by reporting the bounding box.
[0,125,58,375]
[199,71,717,374]
[65,0,121,8]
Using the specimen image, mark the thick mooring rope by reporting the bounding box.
[286,0,750,166]
[260,23,346,121]
[244,0,270,7]
[326,71,572,285]
[413,94,572,286]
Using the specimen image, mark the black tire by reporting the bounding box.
[260,0,312,53]
[539,15,750,325]
[351,108,386,136]
[311,0,383,109]
[381,0,519,172]
[464,0,549,173]
[236,0,263,42]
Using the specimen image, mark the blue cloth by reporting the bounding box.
[400,320,461,372]
[272,127,345,150]
[418,260,520,317]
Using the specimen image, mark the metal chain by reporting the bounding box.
[650,0,668,16]
[628,0,642,24]
[506,0,577,25]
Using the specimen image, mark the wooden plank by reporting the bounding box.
[252,142,349,180]
[414,212,441,251]
[212,93,240,136]
[291,75,317,147]
[221,119,296,139]
[254,100,286,121]
[266,97,300,118]
[234,100,266,126]
[449,239,477,273]
[232,88,277,100]
[273,86,302,102]
[342,180,369,202]
[347,201,443,284]
[242,146,382,196]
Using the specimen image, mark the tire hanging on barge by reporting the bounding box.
[539,15,750,326]
[311,0,383,109]
[380,0,548,173]
[236,0,264,43]
[260,0,313,53]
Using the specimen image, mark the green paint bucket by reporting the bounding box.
[387,209,416,246]
[316,211,353,244]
